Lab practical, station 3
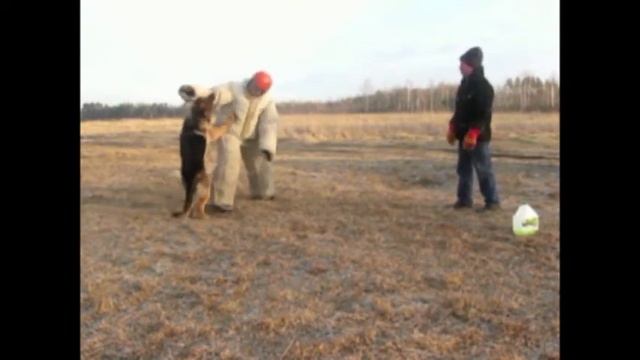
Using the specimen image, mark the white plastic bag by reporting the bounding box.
[513,204,539,236]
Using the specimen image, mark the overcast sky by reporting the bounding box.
[81,0,559,105]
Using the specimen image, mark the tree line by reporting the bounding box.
[81,75,558,120]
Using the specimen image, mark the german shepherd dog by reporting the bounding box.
[172,93,235,219]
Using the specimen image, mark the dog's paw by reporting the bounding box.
[189,212,206,220]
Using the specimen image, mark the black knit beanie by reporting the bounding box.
[460,47,483,68]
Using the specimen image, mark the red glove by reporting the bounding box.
[463,128,481,149]
[447,122,456,145]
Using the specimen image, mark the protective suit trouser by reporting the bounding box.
[241,137,275,200]
[212,134,275,208]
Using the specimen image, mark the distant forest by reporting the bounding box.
[81,75,558,120]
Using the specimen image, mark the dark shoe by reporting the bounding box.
[205,204,233,214]
[250,195,276,201]
[453,201,473,209]
[478,203,501,212]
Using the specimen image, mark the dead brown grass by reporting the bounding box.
[82,112,559,359]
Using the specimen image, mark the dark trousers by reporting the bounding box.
[456,141,500,205]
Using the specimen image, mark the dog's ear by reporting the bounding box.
[206,93,216,103]
[200,97,213,109]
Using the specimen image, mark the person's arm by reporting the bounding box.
[178,84,234,110]
[468,82,494,133]
[178,84,210,101]
[447,122,456,145]
[257,101,279,161]
[447,86,461,145]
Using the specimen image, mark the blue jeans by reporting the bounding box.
[456,141,500,205]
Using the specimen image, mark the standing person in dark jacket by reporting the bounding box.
[447,47,501,211]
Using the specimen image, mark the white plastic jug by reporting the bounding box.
[513,204,539,236]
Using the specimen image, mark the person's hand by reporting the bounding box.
[262,150,272,162]
[463,128,481,150]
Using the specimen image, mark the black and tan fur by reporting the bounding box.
[172,93,235,219]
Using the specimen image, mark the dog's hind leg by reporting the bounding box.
[189,172,211,219]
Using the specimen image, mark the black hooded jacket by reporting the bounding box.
[450,66,494,142]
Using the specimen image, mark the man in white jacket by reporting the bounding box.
[178,71,279,213]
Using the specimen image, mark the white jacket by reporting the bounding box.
[179,80,279,157]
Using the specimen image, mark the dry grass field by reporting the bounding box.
[81,112,559,359]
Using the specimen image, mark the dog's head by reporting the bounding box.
[190,93,216,121]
